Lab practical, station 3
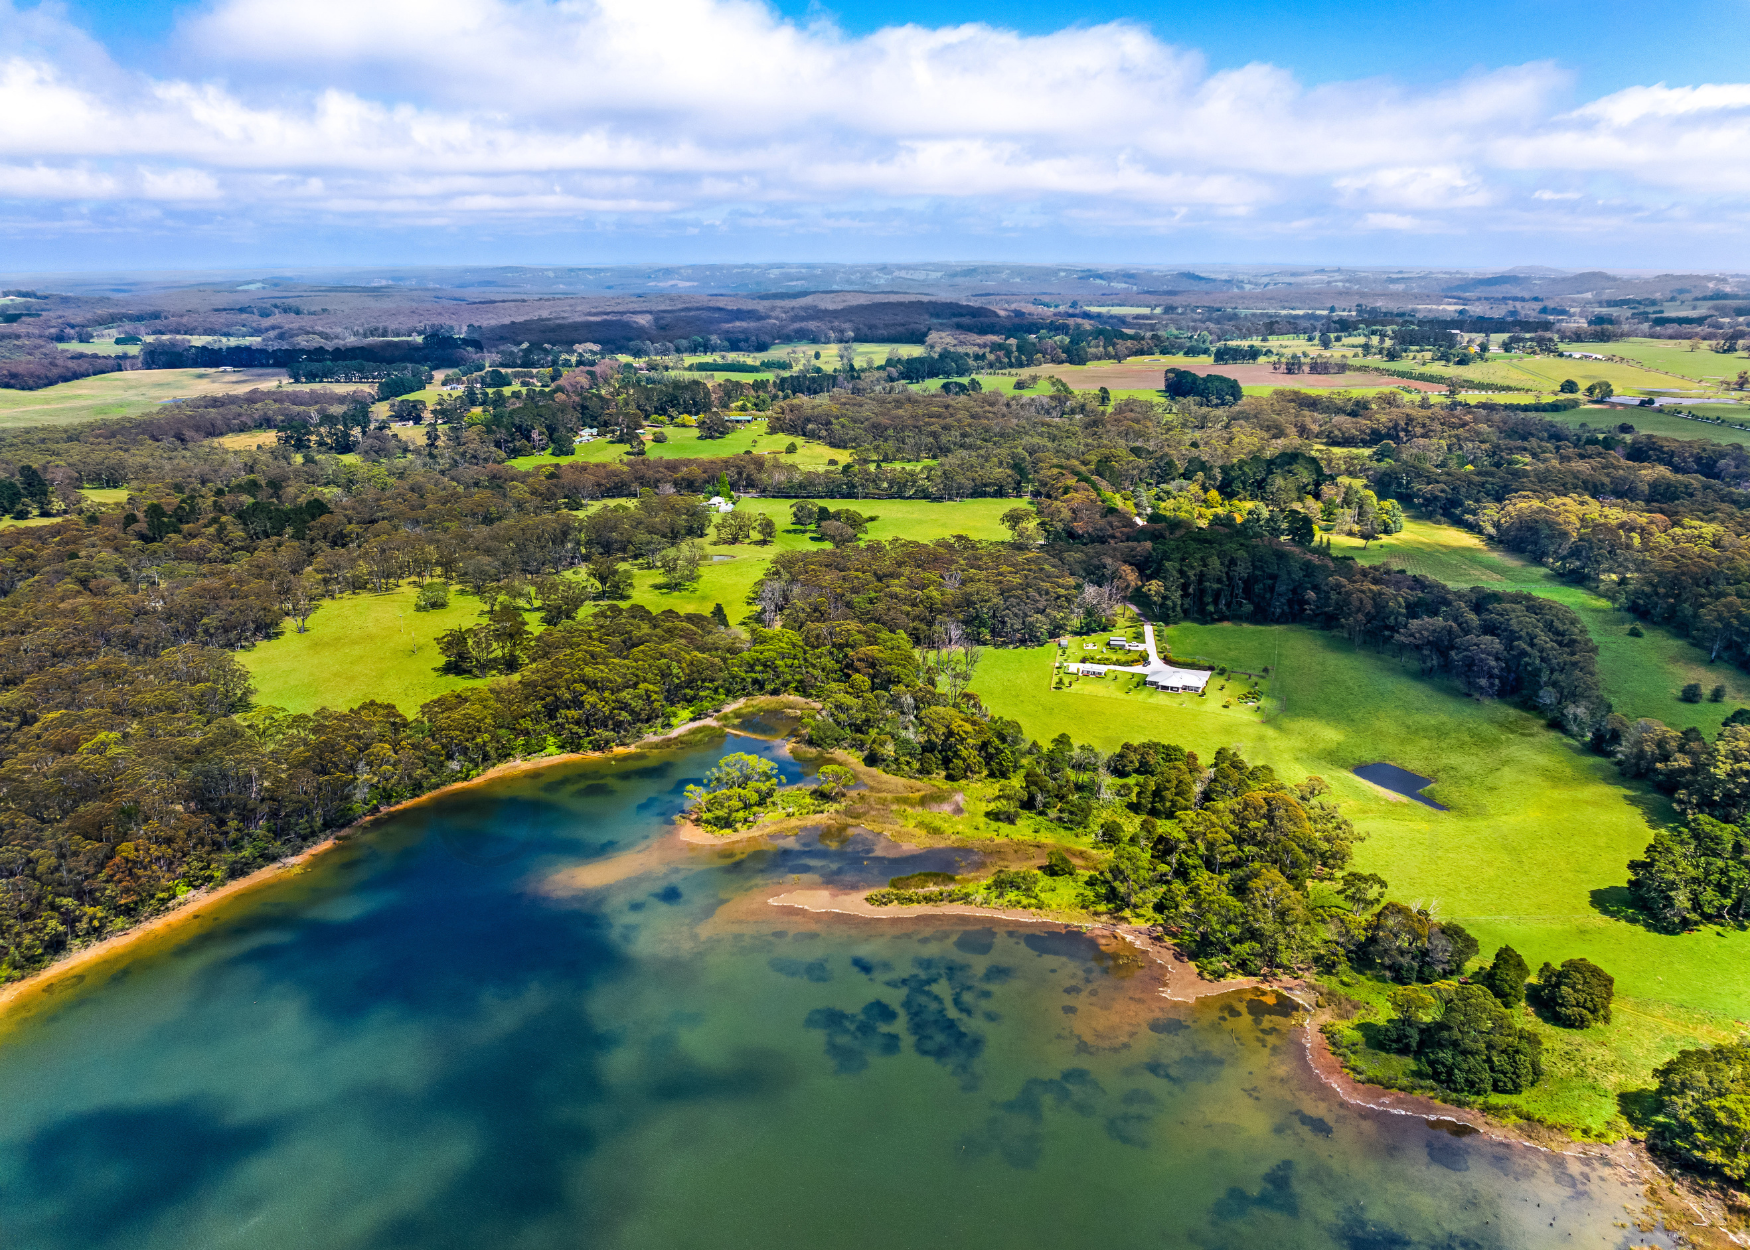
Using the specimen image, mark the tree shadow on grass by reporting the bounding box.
[1617,1087,1662,1132]
[1589,885,1646,925]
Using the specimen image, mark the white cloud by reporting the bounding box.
[0,0,1745,248]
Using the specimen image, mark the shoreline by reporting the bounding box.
[0,697,797,1015]
[0,834,337,1016]
[766,887,1262,1002]
[1296,1003,1748,1246]
[766,872,1749,1236]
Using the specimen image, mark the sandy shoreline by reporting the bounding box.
[766,888,1261,1002]
[0,697,797,1014]
[767,877,1749,1233]
[1296,1003,1746,1244]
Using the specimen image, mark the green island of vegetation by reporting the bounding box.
[3,286,1750,1208]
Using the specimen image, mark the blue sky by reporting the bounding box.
[4,0,1748,272]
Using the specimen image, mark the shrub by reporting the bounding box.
[1536,958,1615,1027]
[1627,624,1644,637]
[1710,684,1727,702]
[984,868,1043,907]
[1681,682,1704,703]
[1043,847,1075,876]
[888,871,958,891]
[414,581,450,611]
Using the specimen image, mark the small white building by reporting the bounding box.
[1144,664,1214,693]
[1065,660,1213,693]
[706,495,736,513]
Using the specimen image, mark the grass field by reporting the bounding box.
[1541,405,1750,444]
[212,429,280,450]
[504,420,843,471]
[1329,518,1750,733]
[972,620,1750,1132]
[49,341,140,357]
[1387,351,1706,399]
[0,369,287,428]
[614,497,1019,616]
[242,498,1022,711]
[236,584,487,715]
[1606,337,1750,384]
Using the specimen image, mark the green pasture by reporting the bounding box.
[51,341,139,358]
[238,583,486,715]
[1395,352,1700,398]
[1606,337,1750,384]
[1329,518,1750,733]
[243,498,1022,711]
[1541,405,1750,444]
[0,369,287,428]
[618,496,1020,616]
[504,421,843,471]
[971,621,1750,1129]
[764,340,926,362]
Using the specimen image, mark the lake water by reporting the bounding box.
[0,732,1664,1250]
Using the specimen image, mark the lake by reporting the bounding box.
[0,732,1664,1250]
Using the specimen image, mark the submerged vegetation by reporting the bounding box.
[2,290,1750,1187]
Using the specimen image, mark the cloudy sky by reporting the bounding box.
[2,0,1746,271]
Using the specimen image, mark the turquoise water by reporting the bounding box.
[0,731,1668,1250]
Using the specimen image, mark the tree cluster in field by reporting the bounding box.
[756,537,1083,646]
[1646,1041,1750,1182]
[1111,524,1605,731]
[0,348,126,391]
[1619,750,1750,929]
[1368,945,1616,1096]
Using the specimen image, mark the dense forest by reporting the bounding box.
[0,363,1747,1008]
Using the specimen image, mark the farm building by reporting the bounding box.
[1065,660,1213,693]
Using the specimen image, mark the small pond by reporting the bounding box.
[1354,762,1448,810]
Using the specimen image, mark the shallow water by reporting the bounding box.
[1354,762,1449,810]
[0,732,1663,1250]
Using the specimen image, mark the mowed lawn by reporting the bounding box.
[1330,518,1750,733]
[972,623,1750,1029]
[0,368,288,428]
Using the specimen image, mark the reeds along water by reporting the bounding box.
[0,733,1665,1250]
